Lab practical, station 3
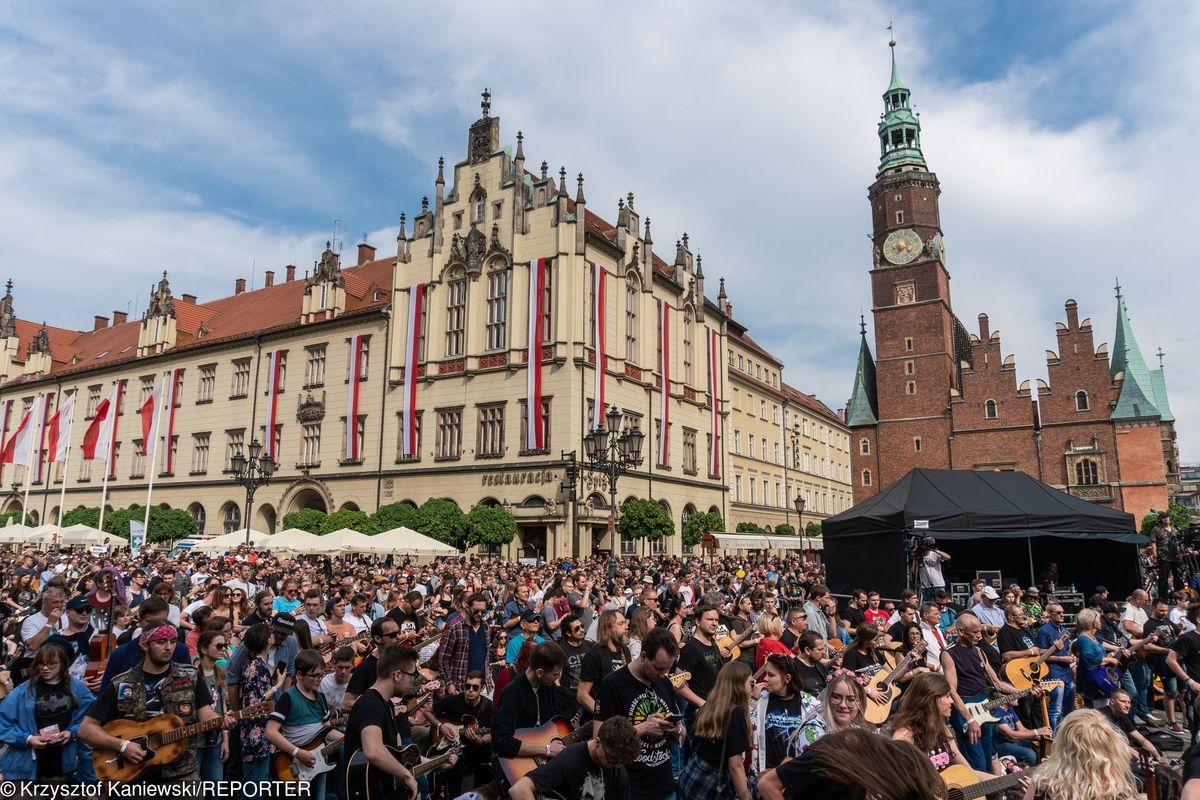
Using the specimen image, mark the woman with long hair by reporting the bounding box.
[237,623,287,783]
[667,597,691,646]
[1023,708,1137,800]
[679,661,755,800]
[755,612,791,672]
[896,623,933,686]
[759,727,947,800]
[627,605,655,661]
[841,622,887,678]
[754,653,817,773]
[890,672,986,778]
[789,668,868,757]
[0,643,93,781]
[194,629,229,781]
[225,587,250,634]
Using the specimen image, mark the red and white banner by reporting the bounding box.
[591,263,606,431]
[345,335,364,460]
[657,299,670,466]
[138,378,163,457]
[708,327,721,477]
[82,381,122,467]
[161,368,183,472]
[47,391,76,464]
[263,353,284,461]
[401,284,424,458]
[526,258,548,451]
[32,393,52,482]
[0,399,11,480]
[1,395,42,467]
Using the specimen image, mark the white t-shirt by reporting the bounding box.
[919,552,946,589]
[1121,603,1149,634]
[190,571,211,587]
[1170,606,1195,633]
[224,579,256,596]
[21,611,51,656]
[183,598,209,619]
[345,612,371,635]
[320,674,349,711]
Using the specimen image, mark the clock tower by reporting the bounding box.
[850,40,963,496]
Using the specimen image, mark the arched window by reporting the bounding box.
[860,438,870,455]
[485,266,509,351]
[445,268,467,357]
[189,503,206,534]
[222,503,241,534]
[1075,459,1099,486]
[1075,391,1089,411]
[862,469,872,487]
[984,399,998,419]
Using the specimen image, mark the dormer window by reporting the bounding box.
[474,198,485,222]
[319,281,329,310]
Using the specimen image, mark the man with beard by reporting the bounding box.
[438,593,490,695]
[80,625,235,782]
[386,591,426,643]
[558,613,590,700]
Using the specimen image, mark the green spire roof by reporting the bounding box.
[1109,280,1162,421]
[846,317,879,427]
[1149,367,1175,423]
[877,40,927,176]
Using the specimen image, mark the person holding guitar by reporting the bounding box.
[890,672,987,779]
[1035,603,1076,730]
[426,669,494,798]
[508,715,640,800]
[343,644,455,800]
[265,648,344,800]
[79,624,236,783]
[940,613,1021,772]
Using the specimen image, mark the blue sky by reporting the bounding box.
[1,2,1196,463]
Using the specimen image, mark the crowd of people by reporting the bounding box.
[0,508,1197,800]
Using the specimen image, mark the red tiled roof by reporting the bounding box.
[784,383,842,425]
[6,257,394,385]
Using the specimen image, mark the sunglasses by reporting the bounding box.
[381,631,401,639]
[464,683,483,691]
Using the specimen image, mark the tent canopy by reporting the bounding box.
[707,532,823,551]
[194,529,272,553]
[366,527,458,557]
[269,528,327,555]
[823,468,1142,598]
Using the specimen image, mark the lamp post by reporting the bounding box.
[583,405,645,562]
[230,438,276,546]
[794,493,806,537]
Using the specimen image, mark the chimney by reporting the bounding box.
[978,313,990,340]
[181,293,197,304]
[1064,299,1079,330]
[112,310,127,326]
[93,315,108,331]
[357,243,376,266]
[286,265,296,282]
[235,278,246,295]
[265,270,275,288]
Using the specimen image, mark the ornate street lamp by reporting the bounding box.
[794,494,806,535]
[230,438,276,546]
[583,405,644,559]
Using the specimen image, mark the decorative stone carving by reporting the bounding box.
[306,243,344,291]
[449,233,465,265]
[297,392,325,423]
[469,121,492,164]
[465,226,487,277]
[145,271,176,320]
[27,328,50,357]
[544,499,557,515]
[895,282,916,305]
[0,280,16,339]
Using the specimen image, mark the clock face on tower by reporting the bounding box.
[882,229,923,265]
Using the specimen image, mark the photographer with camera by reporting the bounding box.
[1151,511,1183,599]
[917,537,951,603]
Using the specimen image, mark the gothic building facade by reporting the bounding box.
[846,44,1179,519]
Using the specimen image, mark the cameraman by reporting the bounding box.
[1151,511,1182,599]
[918,537,951,602]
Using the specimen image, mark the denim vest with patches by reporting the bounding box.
[113,662,200,779]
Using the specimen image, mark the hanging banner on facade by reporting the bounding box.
[708,326,721,478]
[657,299,670,466]
[401,283,425,458]
[345,335,364,460]
[591,263,606,431]
[526,258,548,451]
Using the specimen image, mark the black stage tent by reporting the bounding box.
[823,468,1145,599]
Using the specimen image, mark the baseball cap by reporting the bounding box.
[981,586,1000,600]
[66,595,92,612]
[519,609,540,623]
[1102,602,1122,615]
[1026,586,1040,595]
[272,612,296,634]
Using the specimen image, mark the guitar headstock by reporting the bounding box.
[243,701,274,720]
[668,671,691,689]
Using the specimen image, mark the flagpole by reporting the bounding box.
[57,396,75,527]
[19,395,40,527]
[98,443,112,533]
[141,375,166,540]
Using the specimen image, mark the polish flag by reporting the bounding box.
[401,284,424,458]
[526,258,547,451]
[591,263,606,431]
[46,392,76,464]
[139,377,164,456]
[345,336,363,460]
[82,382,121,463]
[1,395,43,466]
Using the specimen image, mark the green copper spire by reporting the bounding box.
[846,315,879,427]
[1109,280,1162,421]
[877,38,927,176]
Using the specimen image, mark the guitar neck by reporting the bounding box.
[560,724,593,747]
[412,747,458,778]
[958,768,1032,799]
[881,651,919,683]
[160,702,267,744]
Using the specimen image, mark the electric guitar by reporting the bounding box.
[668,671,691,689]
[1004,633,1068,690]
[95,701,274,782]
[497,717,593,786]
[941,763,1037,800]
[961,681,1063,726]
[344,743,461,800]
[862,643,926,725]
[271,729,344,782]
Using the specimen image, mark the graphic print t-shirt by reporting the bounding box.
[593,667,678,800]
[678,637,723,704]
[763,692,819,768]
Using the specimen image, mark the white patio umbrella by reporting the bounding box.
[193,529,272,553]
[367,527,458,558]
[269,528,326,555]
[320,528,376,554]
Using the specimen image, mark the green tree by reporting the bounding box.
[319,509,378,534]
[415,498,468,549]
[736,521,765,533]
[62,506,100,528]
[373,502,419,532]
[282,508,327,534]
[618,499,674,542]
[774,523,796,536]
[805,521,822,537]
[682,511,724,548]
[1141,502,1192,537]
[467,503,517,547]
[144,507,197,543]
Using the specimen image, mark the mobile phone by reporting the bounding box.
[664,713,683,723]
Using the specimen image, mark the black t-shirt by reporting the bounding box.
[578,643,630,717]
[346,653,378,698]
[762,693,812,769]
[797,660,828,696]
[593,666,678,800]
[695,705,751,768]
[981,641,1003,675]
[34,681,73,778]
[841,647,885,674]
[1142,617,1178,675]
[678,637,724,707]
[343,687,408,765]
[387,608,422,640]
[560,640,590,694]
[843,604,866,630]
[780,629,799,651]
[525,739,630,800]
[1172,630,1200,682]
[997,625,1036,656]
[87,666,214,782]
[1100,705,1136,740]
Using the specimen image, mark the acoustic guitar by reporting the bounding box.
[95,701,274,782]
[940,763,1034,800]
[715,624,758,662]
[862,643,926,725]
[1004,633,1068,690]
[344,743,461,800]
[497,717,593,786]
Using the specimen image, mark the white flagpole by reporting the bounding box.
[141,374,166,539]
[19,395,41,527]
[56,392,77,527]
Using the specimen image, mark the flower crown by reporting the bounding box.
[825,668,867,687]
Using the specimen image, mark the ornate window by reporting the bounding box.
[984,399,997,419]
[625,277,639,361]
[225,429,245,471]
[862,469,872,486]
[305,345,326,387]
[436,408,463,460]
[485,268,509,351]
[445,269,467,357]
[860,438,870,455]
[1075,459,1099,486]
[683,309,694,385]
[230,358,251,398]
[197,365,216,404]
[1075,391,1089,411]
[191,433,210,474]
[683,428,697,475]
[300,423,321,466]
[477,404,505,458]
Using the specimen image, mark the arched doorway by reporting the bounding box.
[340,502,360,512]
[518,495,547,560]
[682,504,697,554]
[255,504,277,534]
[280,481,331,516]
